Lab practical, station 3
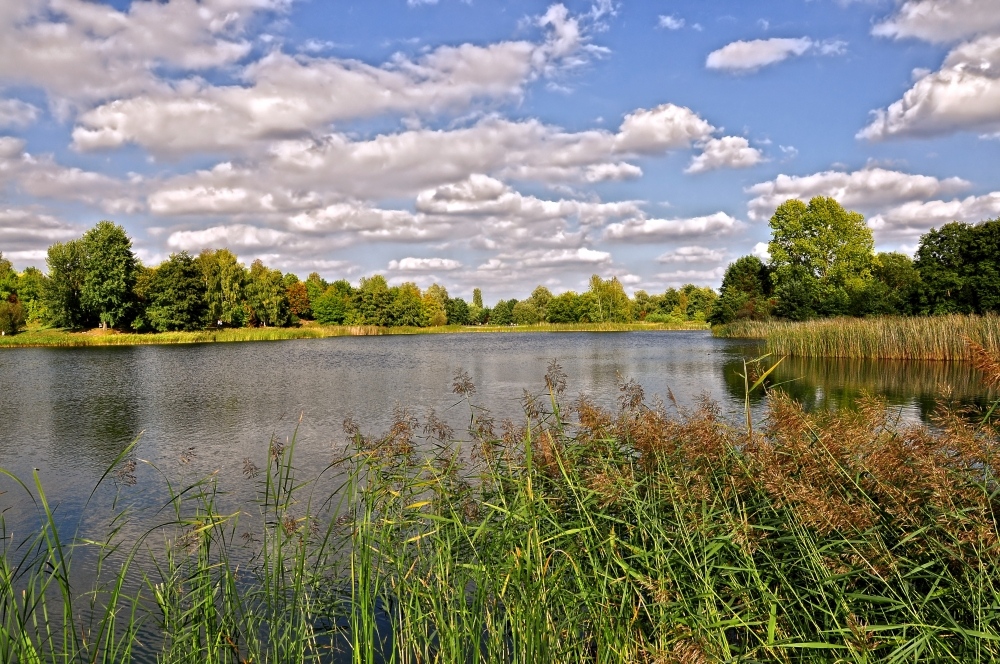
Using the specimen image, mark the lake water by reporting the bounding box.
[0,330,993,529]
[0,329,993,660]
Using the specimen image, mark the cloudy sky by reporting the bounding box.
[1,0,998,301]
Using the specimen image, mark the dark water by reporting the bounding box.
[0,331,993,524]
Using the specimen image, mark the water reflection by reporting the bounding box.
[721,354,995,421]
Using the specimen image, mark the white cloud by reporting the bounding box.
[655,245,727,263]
[868,191,1000,238]
[686,136,764,174]
[872,0,1000,43]
[752,241,770,261]
[654,266,727,287]
[388,257,463,271]
[71,4,606,154]
[0,208,83,258]
[746,167,970,220]
[706,37,828,72]
[658,15,685,30]
[614,104,715,153]
[0,98,39,128]
[0,0,285,106]
[859,34,1000,139]
[604,212,743,240]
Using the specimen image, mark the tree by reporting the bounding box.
[0,253,24,334]
[708,256,772,325]
[286,281,311,319]
[246,259,290,326]
[43,239,89,328]
[198,249,247,326]
[145,252,208,331]
[313,284,353,325]
[912,220,1000,315]
[546,291,582,323]
[17,267,48,323]
[81,221,138,329]
[472,288,484,308]
[305,273,329,309]
[491,299,515,325]
[422,283,449,327]
[392,282,427,326]
[355,275,393,326]
[0,252,16,301]
[512,300,543,325]
[768,197,874,319]
[863,252,920,315]
[445,297,470,325]
[586,275,632,322]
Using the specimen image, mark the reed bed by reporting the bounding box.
[2,348,999,662]
[715,314,1000,361]
[0,321,705,348]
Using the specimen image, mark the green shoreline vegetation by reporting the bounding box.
[3,351,1000,662]
[0,320,708,348]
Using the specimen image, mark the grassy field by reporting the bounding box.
[0,320,707,348]
[2,347,999,663]
[715,314,1000,361]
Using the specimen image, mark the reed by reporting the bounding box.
[715,314,1000,361]
[1,349,999,662]
[0,321,706,348]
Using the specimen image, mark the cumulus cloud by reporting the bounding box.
[388,257,462,271]
[686,136,764,174]
[859,34,1000,139]
[0,208,83,261]
[655,246,727,263]
[614,104,714,154]
[604,212,743,240]
[70,4,608,155]
[654,267,727,287]
[868,191,1000,239]
[0,98,39,128]
[872,0,1000,43]
[0,0,284,106]
[746,167,970,220]
[706,37,845,72]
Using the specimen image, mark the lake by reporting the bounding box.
[0,330,993,529]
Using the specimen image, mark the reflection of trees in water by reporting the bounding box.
[722,355,996,422]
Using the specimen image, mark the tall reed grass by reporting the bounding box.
[2,347,999,662]
[0,321,704,348]
[715,314,1000,361]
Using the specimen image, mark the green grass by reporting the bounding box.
[2,352,999,662]
[0,320,707,348]
[715,314,1000,361]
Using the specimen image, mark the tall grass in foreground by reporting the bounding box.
[2,346,1000,662]
[715,314,1000,361]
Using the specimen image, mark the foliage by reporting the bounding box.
[545,291,582,323]
[313,284,354,325]
[197,249,247,327]
[144,252,209,332]
[472,287,483,308]
[81,220,138,329]
[914,219,1000,315]
[16,266,48,323]
[43,239,89,329]
[708,255,772,325]
[444,296,469,325]
[245,259,290,327]
[490,298,516,325]
[285,281,311,319]
[391,282,427,327]
[354,275,393,326]
[585,274,631,323]
[768,197,874,319]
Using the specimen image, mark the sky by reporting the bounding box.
[1,0,999,302]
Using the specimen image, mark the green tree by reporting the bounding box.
[0,252,16,301]
[546,291,582,323]
[708,256,772,325]
[355,275,393,326]
[304,273,329,309]
[472,288,484,308]
[445,297,470,325]
[313,283,354,325]
[197,249,247,326]
[17,266,48,323]
[145,252,208,331]
[422,283,449,327]
[286,281,311,319]
[768,197,874,319]
[0,253,24,334]
[246,259,290,327]
[392,282,427,327]
[491,299,515,325]
[512,300,543,325]
[43,239,89,329]
[863,252,920,315]
[912,220,1000,315]
[81,220,138,329]
[586,275,632,322]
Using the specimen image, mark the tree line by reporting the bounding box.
[0,221,718,335]
[709,196,1000,325]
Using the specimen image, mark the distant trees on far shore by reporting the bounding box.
[0,223,718,335]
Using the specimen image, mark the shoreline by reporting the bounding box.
[0,321,709,348]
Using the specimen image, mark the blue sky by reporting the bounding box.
[1,0,999,301]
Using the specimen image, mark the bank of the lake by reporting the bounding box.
[0,320,707,348]
[715,314,1000,361]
